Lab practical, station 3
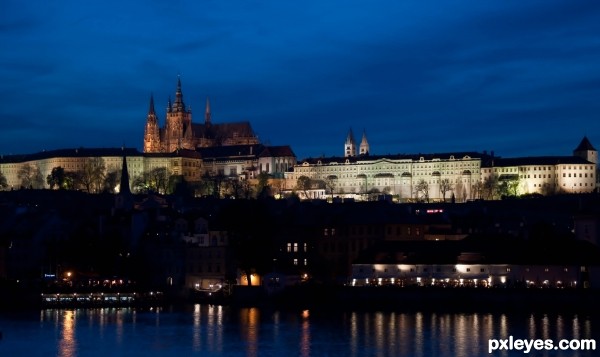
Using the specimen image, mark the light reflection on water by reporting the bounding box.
[0,306,597,356]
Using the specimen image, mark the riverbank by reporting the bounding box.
[3,283,600,313]
[227,284,600,313]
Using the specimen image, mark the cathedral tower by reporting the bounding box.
[359,130,370,156]
[165,76,193,152]
[143,94,161,153]
[345,128,356,157]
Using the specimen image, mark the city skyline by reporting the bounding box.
[1,1,600,160]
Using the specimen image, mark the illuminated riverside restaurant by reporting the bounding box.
[350,238,600,289]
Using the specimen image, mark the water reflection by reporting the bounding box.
[344,312,597,357]
[240,307,259,357]
[22,307,598,357]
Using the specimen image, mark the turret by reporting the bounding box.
[143,94,160,153]
[345,128,356,157]
[574,136,598,164]
[359,130,370,156]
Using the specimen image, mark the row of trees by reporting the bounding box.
[293,174,532,202]
[0,160,284,199]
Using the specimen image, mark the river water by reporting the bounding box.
[0,305,598,356]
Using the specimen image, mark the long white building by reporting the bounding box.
[284,134,598,201]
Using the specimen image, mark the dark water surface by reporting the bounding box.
[1,305,598,356]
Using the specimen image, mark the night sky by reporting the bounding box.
[1,1,600,161]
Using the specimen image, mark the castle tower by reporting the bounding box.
[345,128,356,157]
[143,94,161,153]
[574,136,598,164]
[359,130,370,156]
[165,76,193,152]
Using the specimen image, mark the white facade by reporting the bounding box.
[351,263,583,288]
[286,153,482,202]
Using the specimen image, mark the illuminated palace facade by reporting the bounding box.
[285,132,597,201]
[0,148,201,190]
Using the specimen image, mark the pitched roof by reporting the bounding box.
[196,144,263,160]
[300,152,487,165]
[574,136,597,152]
[0,148,142,164]
[258,145,296,158]
[481,156,592,168]
[191,121,256,141]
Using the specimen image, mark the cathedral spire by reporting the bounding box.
[205,96,211,127]
[173,76,185,112]
[148,93,155,115]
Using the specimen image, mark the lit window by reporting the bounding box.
[287,243,291,252]
[294,259,298,266]
[294,243,298,252]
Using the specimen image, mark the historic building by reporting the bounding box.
[0,148,201,191]
[284,135,597,201]
[143,77,259,153]
[480,136,597,195]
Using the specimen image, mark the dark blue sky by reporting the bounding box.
[1,1,599,160]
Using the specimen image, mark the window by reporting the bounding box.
[506,268,511,272]
[287,243,291,252]
[304,259,307,266]
[480,268,485,273]
[293,259,298,266]
[293,243,298,252]
[303,243,308,252]
[466,268,471,272]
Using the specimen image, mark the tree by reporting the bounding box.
[0,171,8,190]
[505,177,521,197]
[296,176,312,199]
[148,167,168,194]
[103,169,121,193]
[18,163,44,188]
[324,175,338,200]
[78,157,106,193]
[455,180,464,203]
[47,167,66,190]
[439,178,453,202]
[482,175,499,200]
[64,171,79,190]
[471,181,483,200]
[414,179,430,203]
[256,172,271,197]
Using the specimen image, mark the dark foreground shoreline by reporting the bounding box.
[2,285,600,313]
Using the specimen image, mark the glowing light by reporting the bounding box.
[500,276,506,284]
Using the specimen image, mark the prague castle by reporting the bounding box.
[0,77,597,201]
[143,77,259,153]
[284,131,598,201]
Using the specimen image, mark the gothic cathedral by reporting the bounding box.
[143,77,260,153]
